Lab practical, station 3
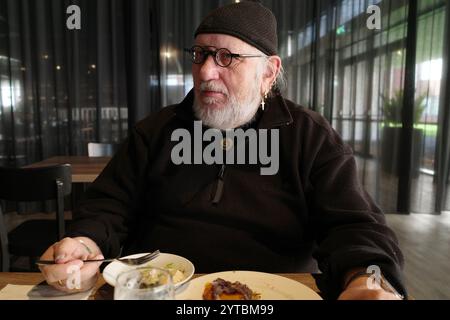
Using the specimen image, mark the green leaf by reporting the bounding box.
[381,90,426,124]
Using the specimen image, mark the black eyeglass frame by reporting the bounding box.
[184,45,266,67]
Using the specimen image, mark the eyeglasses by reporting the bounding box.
[184,46,265,68]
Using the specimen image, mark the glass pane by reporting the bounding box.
[411,1,446,213]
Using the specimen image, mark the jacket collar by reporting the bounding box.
[174,89,293,129]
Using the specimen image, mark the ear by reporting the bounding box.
[262,56,282,94]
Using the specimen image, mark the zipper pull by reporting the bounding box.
[212,164,226,205]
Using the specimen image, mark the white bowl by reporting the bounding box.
[102,252,195,288]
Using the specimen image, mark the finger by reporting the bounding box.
[52,238,77,263]
[54,254,103,284]
[75,238,98,259]
[42,259,84,284]
[54,255,103,292]
[71,244,91,261]
[53,238,85,263]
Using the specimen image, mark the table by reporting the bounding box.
[0,273,320,300]
[25,156,111,183]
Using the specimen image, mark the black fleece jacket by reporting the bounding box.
[67,90,406,299]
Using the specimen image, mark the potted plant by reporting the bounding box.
[380,91,426,177]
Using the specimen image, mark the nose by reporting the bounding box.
[198,54,220,81]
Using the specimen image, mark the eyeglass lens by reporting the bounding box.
[190,46,232,67]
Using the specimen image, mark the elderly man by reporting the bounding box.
[39,1,406,300]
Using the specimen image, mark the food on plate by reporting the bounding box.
[202,278,261,300]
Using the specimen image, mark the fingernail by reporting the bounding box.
[55,254,66,262]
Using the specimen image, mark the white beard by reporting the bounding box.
[193,82,262,130]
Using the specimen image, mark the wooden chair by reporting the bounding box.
[87,142,119,157]
[0,164,72,271]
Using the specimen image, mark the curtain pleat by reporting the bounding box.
[0,0,161,164]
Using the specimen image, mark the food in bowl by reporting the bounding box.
[164,263,185,283]
[139,263,185,286]
[138,268,171,289]
[202,278,261,300]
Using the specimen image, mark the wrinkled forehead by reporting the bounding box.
[194,33,262,54]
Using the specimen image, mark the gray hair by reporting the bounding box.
[260,56,286,97]
[273,64,286,94]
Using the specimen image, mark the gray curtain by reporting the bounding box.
[0,0,161,166]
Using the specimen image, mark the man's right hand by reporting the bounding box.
[39,237,104,293]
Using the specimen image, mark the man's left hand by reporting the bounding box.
[338,276,402,300]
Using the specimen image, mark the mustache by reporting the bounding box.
[199,82,228,96]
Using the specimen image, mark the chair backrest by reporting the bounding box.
[87,142,119,157]
[0,164,72,270]
[0,165,72,201]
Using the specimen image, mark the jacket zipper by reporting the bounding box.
[212,164,226,205]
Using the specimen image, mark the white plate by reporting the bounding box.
[175,271,322,300]
[102,252,195,288]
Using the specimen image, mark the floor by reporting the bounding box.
[353,156,450,299]
[356,157,443,214]
[385,213,450,300]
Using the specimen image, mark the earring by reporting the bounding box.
[261,92,268,111]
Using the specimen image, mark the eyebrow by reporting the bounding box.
[194,44,219,50]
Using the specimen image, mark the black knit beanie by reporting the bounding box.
[194,1,278,56]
